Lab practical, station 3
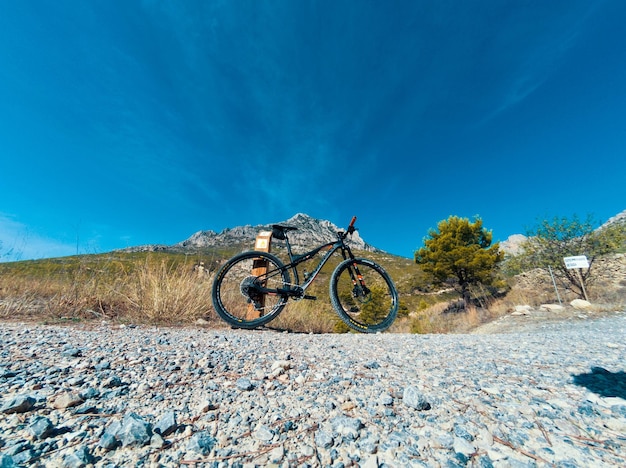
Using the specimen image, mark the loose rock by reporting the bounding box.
[403,386,431,410]
[0,314,624,466]
[1,395,35,414]
[118,413,152,447]
[187,431,216,456]
[51,392,83,410]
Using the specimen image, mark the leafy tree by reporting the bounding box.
[514,214,625,299]
[415,216,504,309]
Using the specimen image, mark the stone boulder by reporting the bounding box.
[571,299,592,310]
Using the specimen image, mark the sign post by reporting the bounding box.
[247,231,272,319]
[563,255,589,301]
[548,265,562,305]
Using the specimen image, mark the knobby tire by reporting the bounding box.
[330,258,398,333]
[211,251,291,329]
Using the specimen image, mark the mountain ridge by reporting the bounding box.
[118,213,381,254]
[119,210,625,256]
[499,208,626,255]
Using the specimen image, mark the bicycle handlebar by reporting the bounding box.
[347,216,357,234]
[336,216,357,240]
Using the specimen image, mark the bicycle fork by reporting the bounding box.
[348,262,371,300]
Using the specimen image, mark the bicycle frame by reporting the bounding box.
[258,233,356,297]
[288,239,351,290]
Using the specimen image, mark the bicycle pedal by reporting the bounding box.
[303,295,317,300]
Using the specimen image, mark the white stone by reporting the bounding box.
[197,400,212,413]
[269,445,285,463]
[453,437,476,456]
[362,454,379,468]
[540,304,565,312]
[476,428,493,448]
[487,449,507,461]
[51,392,83,409]
[150,433,165,448]
[271,360,291,370]
[570,299,592,310]
[137,383,151,393]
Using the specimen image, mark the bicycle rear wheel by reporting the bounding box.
[212,251,291,329]
[330,258,398,333]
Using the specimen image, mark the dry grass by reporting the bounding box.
[487,279,626,315]
[1,251,623,333]
[0,256,219,326]
[0,273,105,321]
[268,300,341,333]
[408,301,508,335]
[114,259,216,324]
[0,253,359,332]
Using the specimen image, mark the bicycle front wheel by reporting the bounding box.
[212,251,291,329]
[330,258,398,333]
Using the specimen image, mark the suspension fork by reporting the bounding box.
[341,246,370,295]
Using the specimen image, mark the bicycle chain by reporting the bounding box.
[245,277,304,314]
[265,278,305,301]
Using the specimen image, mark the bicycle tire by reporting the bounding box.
[212,251,291,329]
[330,258,398,333]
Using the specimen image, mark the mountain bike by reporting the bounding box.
[211,217,398,333]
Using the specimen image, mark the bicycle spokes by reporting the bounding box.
[330,258,398,332]
[352,283,372,303]
[212,252,290,326]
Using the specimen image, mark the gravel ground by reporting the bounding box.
[1,312,625,467]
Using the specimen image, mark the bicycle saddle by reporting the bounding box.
[271,224,297,240]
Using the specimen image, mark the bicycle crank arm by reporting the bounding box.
[255,286,316,301]
[255,287,299,298]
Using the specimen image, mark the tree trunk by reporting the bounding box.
[461,283,471,309]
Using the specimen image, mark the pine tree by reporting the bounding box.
[415,216,504,309]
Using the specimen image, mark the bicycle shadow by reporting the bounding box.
[572,367,626,400]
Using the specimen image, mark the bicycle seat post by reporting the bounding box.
[283,232,295,260]
[271,225,297,260]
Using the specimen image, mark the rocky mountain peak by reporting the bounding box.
[499,208,625,256]
[500,234,528,256]
[601,209,626,229]
[173,214,380,253]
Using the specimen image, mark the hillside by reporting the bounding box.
[117,213,380,255]
[499,208,626,256]
[601,209,626,235]
[117,209,626,258]
[1,210,624,334]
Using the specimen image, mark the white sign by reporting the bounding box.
[564,255,589,269]
[254,231,272,251]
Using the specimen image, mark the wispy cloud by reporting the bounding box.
[475,2,601,124]
[0,214,75,262]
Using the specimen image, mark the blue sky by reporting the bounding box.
[1,1,625,261]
